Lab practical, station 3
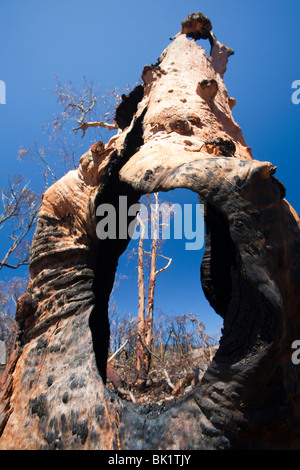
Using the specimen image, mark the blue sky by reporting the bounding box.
[0,0,300,336]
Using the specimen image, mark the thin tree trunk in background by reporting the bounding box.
[136,212,147,389]
[135,193,172,390]
[144,193,159,378]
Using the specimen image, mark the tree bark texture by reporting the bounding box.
[0,12,299,450]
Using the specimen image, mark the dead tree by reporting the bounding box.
[0,175,40,271]
[135,193,172,390]
[0,12,299,451]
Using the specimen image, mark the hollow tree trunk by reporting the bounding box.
[0,12,299,450]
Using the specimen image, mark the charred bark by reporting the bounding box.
[0,11,299,450]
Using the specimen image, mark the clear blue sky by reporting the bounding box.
[1,0,300,336]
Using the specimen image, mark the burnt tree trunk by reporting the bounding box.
[0,12,299,450]
[136,217,147,390]
[136,193,163,391]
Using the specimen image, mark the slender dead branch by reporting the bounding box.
[73,120,118,139]
[143,251,172,276]
[108,339,129,363]
[0,176,40,270]
[118,388,136,403]
[138,332,175,390]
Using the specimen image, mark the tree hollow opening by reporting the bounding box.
[90,188,230,405]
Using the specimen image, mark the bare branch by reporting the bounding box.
[117,388,136,403]
[18,144,58,185]
[137,332,175,390]
[52,77,119,139]
[73,120,118,139]
[155,256,172,276]
[108,339,129,363]
[143,251,172,276]
[0,176,40,271]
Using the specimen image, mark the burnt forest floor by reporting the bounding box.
[106,345,218,404]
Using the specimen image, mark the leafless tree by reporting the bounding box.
[106,309,219,403]
[17,77,122,186]
[1,78,218,403]
[135,193,173,390]
[0,175,40,271]
[0,78,127,352]
[0,276,28,346]
[51,76,118,139]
